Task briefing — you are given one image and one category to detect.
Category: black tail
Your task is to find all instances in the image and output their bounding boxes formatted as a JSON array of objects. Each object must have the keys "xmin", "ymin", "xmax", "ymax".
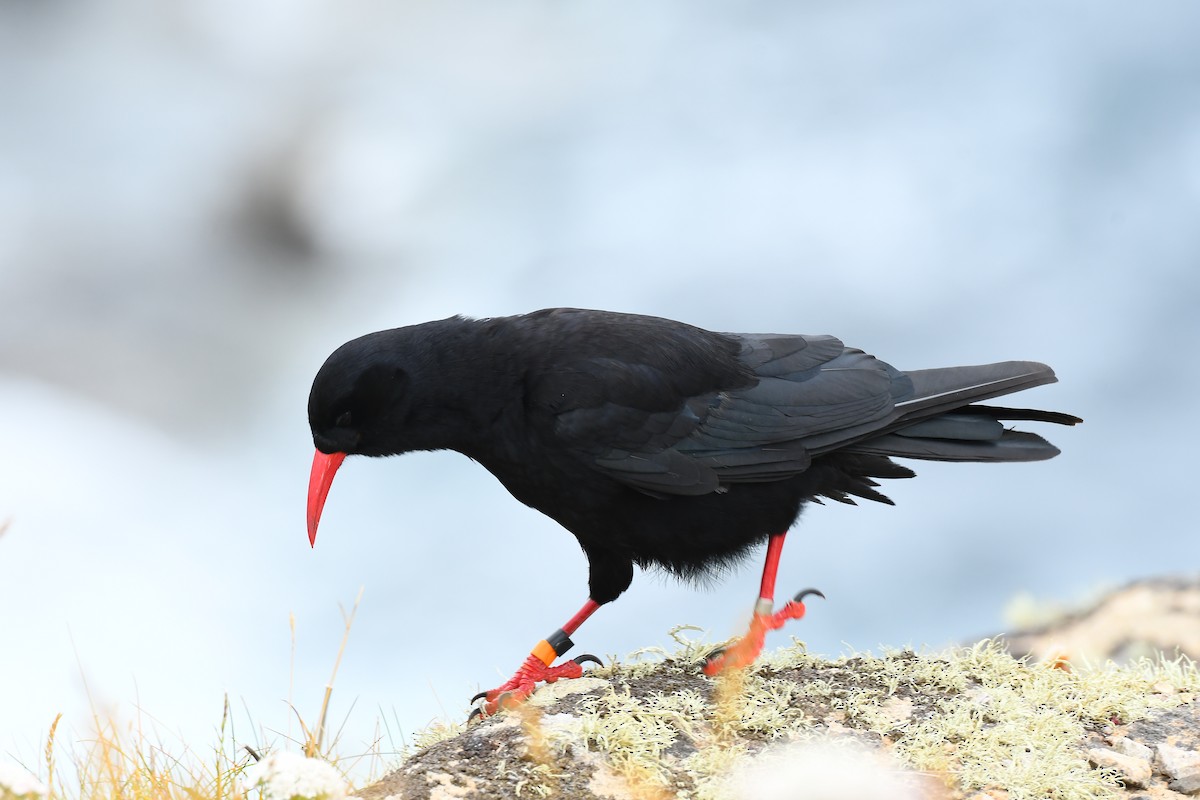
[{"xmin": 847, "ymin": 362, "xmax": 1081, "ymax": 463}]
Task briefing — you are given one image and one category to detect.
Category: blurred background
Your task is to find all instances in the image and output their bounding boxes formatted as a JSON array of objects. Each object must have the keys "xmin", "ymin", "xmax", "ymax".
[{"xmin": 2, "ymin": 0, "xmax": 1198, "ymax": 776}]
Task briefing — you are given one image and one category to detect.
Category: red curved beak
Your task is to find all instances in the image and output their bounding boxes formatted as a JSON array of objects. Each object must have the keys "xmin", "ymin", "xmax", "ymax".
[{"xmin": 307, "ymin": 450, "xmax": 346, "ymax": 547}]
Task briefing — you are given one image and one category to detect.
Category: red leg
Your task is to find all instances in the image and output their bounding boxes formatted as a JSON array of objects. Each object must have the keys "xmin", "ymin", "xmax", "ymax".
[
  {"xmin": 703, "ymin": 532, "xmax": 821, "ymax": 675},
  {"xmin": 470, "ymin": 598, "xmax": 603, "ymax": 719}
]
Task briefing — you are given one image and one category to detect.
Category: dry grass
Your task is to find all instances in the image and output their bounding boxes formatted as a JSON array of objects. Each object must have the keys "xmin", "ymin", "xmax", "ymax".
[
  {"xmin": 6, "ymin": 589, "xmax": 397, "ymax": 800},
  {"xmin": 290, "ymin": 587, "xmax": 365, "ymax": 762},
  {"xmin": 61, "ymin": 697, "xmax": 255, "ymax": 800}
]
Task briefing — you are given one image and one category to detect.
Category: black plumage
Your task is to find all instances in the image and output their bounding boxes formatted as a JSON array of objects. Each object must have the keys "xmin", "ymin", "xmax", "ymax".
[{"xmin": 307, "ymin": 308, "xmax": 1079, "ymax": 606}]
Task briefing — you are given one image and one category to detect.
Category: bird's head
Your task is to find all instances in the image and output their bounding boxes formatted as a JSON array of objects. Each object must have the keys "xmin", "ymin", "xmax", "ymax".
[{"xmin": 306, "ymin": 332, "xmax": 416, "ymax": 547}]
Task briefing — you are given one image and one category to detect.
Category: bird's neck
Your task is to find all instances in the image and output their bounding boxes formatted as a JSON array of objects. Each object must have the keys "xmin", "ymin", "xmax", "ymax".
[{"xmin": 402, "ymin": 318, "xmax": 523, "ymax": 458}]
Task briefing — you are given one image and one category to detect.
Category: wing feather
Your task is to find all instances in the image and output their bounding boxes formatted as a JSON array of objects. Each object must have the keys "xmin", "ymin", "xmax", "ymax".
[
  {"xmin": 539, "ymin": 331, "xmax": 884, "ymax": 494},
  {"xmin": 521, "ymin": 311, "xmax": 1068, "ymax": 496}
]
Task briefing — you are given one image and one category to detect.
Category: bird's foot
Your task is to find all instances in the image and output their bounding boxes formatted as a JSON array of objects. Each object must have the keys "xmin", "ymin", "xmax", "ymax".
[
  {"xmin": 703, "ymin": 588, "xmax": 823, "ymax": 675},
  {"xmin": 469, "ymin": 652, "xmax": 601, "ymax": 721}
]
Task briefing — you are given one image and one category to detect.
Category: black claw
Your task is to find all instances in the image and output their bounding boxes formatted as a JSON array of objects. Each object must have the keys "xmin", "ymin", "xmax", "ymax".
[
  {"xmin": 794, "ymin": 587, "xmax": 825, "ymax": 603},
  {"xmin": 467, "ymin": 706, "xmax": 484, "ymax": 724},
  {"xmin": 470, "ymin": 690, "xmax": 489, "ymax": 704},
  {"xmin": 573, "ymin": 654, "xmax": 603, "ymax": 667}
]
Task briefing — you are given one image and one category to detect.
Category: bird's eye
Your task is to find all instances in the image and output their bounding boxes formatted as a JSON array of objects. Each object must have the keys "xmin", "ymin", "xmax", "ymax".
[{"xmin": 335, "ymin": 411, "xmax": 353, "ymax": 428}]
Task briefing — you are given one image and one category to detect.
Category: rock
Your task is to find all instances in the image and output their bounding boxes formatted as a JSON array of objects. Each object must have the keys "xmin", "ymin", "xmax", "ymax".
[
  {"xmin": 356, "ymin": 640, "xmax": 1200, "ymax": 800},
  {"xmin": 1087, "ymin": 747, "xmax": 1152, "ymax": 788},
  {"xmin": 1156, "ymin": 744, "xmax": 1200, "ymax": 794},
  {"xmin": 1127, "ymin": 704, "xmax": 1200, "ymax": 758},
  {"xmin": 1113, "ymin": 736, "xmax": 1156, "ymax": 762},
  {"xmin": 997, "ymin": 576, "xmax": 1200, "ymax": 666}
]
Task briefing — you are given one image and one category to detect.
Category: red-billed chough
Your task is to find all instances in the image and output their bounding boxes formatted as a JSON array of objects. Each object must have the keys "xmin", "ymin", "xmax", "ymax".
[{"xmin": 306, "ymin": 308, "xmax": 1080, "ymax": 717}]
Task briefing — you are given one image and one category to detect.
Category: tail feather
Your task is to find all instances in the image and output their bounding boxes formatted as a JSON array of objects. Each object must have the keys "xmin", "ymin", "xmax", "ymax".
[
  {"xmin": 958, "ymin": 404, "xmax": 1083, "ymax": 426},
  {"xmin": 848, "ymin": 429, "xmax": 1062, "ymax": 463},
  {"xmin": 894, "ymin": 361, "xmax": 1059, "ymax": 424},
  {"xmin": 811, "ymin": 453, "xmax": 917, "ymax": 505},
  {"xmin": 840, "ymin": 362, "xmax": 1079, "ymax": 464}
]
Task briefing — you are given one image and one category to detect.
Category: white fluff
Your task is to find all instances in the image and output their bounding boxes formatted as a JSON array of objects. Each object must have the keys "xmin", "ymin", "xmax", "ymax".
[
  {"xmin": 242, "ymin": 752, "xmax": 351, "ymax": 800},
  {"xmin": 729, "ymin": 740, "xmax": 930, "ymax": 800}
]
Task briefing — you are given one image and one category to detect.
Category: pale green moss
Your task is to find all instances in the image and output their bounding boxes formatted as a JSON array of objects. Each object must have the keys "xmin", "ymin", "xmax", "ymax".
[
  {"xmin": 599, "ymin": 637, "xmax": 1196, "ymax": 799},
  {"xmin": 882, "ymin": 641, "xmax": 1196, "ymax": 799},
  {"xmin": 408, "ymin": 720, "xmax": 463, "ymax": 751},
  {"xmin": 575, "ymin": 685, "xmax": 695, "ymax": 790},
  {"xmin": 406, "ymin": 634, "xmax": 1199, "ymax": 800},
  {"xmin": 599, "ymin": 625, "xmax": 728, "ymax": 681}
]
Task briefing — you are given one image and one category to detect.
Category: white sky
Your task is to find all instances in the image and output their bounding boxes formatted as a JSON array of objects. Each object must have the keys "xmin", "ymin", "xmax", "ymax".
[{"xmin": 1, "ymin": 0, "xmax": 1198, "ymax": 783}]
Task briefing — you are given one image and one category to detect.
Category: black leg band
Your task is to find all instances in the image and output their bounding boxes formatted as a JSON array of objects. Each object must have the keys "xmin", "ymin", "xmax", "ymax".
[{"xmin": 546, "ymin": 628, "xmax": 574, "ymax": 657}]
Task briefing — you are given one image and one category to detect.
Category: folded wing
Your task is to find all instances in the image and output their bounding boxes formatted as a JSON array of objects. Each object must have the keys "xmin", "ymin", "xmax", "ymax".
[{"xmin": 540, "ymin": 328, "xmax": 1077, "ymax": 497}]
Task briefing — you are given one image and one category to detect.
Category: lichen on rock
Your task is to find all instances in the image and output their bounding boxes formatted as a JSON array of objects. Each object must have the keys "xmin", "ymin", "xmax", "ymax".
[{"xmin": 358, "ymin": 634, "xmax": 1200, "ymax": 800}]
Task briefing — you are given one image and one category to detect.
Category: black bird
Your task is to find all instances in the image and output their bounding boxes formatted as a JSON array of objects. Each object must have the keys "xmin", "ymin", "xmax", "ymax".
[{"xmin": 306, "ymin": 308, "xmax": 1080, "ymax": 716}]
